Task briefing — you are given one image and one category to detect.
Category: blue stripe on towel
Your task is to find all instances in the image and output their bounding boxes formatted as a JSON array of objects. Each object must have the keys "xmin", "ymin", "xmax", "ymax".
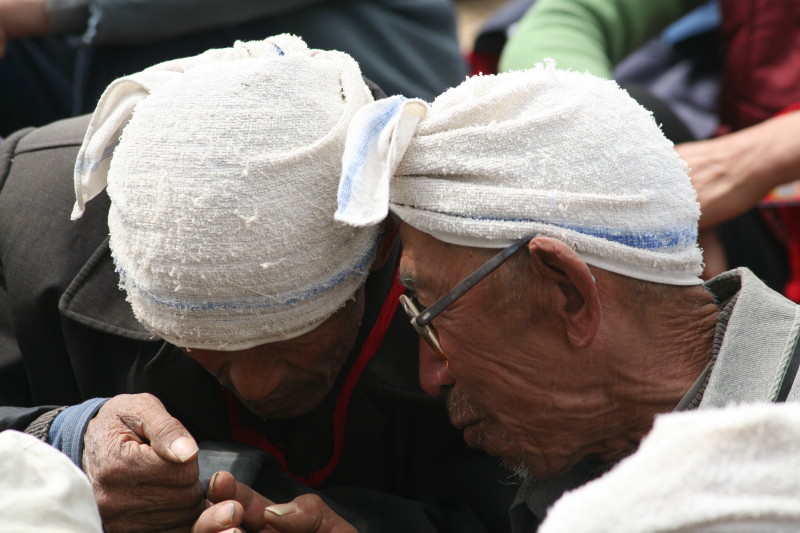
[
  {"xmin": 118, "ymin": 234, "xmax": 379, "ymax": 312},
  {"xmin": 411, "ymin": 208, "xmax": 697, "ymax": 250},
  {"xmin": 338, "ymin": 96, "xmax": 407, "ymax": 208},
  {"xmin": 74, "ymin": 141, "xmax": 119, "ymax": 175}
]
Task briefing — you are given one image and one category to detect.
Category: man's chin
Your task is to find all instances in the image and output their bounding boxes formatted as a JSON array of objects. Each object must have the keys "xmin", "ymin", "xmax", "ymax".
[
  {"xmin": 471, "ymin": 435, "xmax": 535, "ymax": 481},
  {"xmin": 499, "ymin": 459, "xmax": 531, "ymax": 483}
]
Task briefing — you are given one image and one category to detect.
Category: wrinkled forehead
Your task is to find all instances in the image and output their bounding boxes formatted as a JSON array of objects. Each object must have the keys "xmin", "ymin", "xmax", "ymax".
[{"xmin": 398, "ymin": 222, "xmax": 490, "ymax": 294}]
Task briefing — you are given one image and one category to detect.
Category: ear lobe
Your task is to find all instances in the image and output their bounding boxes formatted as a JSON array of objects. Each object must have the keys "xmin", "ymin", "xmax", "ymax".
[{"xmin": 528, "ymin": 238, "xmax": 600, "ymax": 348}]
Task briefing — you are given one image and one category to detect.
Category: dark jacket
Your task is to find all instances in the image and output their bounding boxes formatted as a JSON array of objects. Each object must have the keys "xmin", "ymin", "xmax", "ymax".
[
  {"xmin": 0, "ymin": 116, "xmax": 515, "ymax": 532},
  {"xmin": 1, "ymin": 0, "xmax": 467, "ymax": 136}
]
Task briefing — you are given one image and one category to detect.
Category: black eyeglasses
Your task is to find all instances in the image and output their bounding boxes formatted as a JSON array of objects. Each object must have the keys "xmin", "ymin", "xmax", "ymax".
[{"xmin": 399, "ymin": 237, "xmax": 532, "ymax": 363}]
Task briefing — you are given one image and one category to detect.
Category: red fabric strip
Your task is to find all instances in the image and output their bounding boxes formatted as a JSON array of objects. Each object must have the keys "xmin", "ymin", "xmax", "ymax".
[{"xmin": 223, "ymin": 269, "xmax": 406, "ymax": 487}]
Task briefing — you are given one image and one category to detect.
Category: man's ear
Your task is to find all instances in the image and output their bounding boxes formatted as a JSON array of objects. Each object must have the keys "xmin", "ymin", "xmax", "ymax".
[
  {"xmin": 527, "ymin": 237, "xmax": 600, "ymax": 348},
  {"xmin": 371, "ymin": 216, "xmax": 400, "ymax": 271}
]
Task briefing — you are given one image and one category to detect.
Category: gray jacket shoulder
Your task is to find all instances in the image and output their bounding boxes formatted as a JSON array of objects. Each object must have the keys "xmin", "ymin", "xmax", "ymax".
[
  {"xmin": 3, "ymin": 115, "xmax": 90, "ymax": 155},
  {"xmin": 703, "ymin": 268, "xmax": 800, "ymax": 406},
  {"xmin": 1, "ymin": 115, "xmax": 90, "ymax": 188}
]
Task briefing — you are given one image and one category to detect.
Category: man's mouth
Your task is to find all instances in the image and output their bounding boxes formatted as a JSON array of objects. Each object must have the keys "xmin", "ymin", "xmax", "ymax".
[
  {"xmin": 452, "ymin": 416, "xmax": 481, "ymax": 430},
  {"xmin": 464, "ymin": 422, "xmax": 487, "ymax": 447},
  {"xmin": 451, "ymin": 416, "xmax": 485, "ymax": 444}
]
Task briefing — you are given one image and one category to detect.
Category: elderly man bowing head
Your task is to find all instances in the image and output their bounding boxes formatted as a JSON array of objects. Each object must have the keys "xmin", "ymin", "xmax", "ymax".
[
  {"xmin": 0, "ymin": 34, "xmax": 515, "ymax": 532},
  {"xmin": 337, "ymin": 62, "xmax": 800, "ymax": 530}
]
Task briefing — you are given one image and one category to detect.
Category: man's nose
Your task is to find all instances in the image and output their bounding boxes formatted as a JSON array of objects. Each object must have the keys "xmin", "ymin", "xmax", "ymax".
[
  {"xmin": 418, "ymin": 341, "xmax": 454, "ymax": 395},
  {"xmin": 187, "ymin": 348, "xmax": 282, "ymax": 402},
  {"xmin": 227, "ymin": 362, "xmax": 282, "ymax": 402}
]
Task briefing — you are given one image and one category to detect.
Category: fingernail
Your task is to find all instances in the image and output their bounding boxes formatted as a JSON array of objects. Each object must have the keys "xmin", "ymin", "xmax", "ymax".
[
  {"xmin": 169, "ymin": 436, "xmax": 198, "ymax": 462},
  {"xmin": 265, "ymin": 503, "xmax": 300, "ymax": 517},
  {"xmin": 208, "ymin": 472, "xmax": 219, "ymax": 498},
  {"xmin": 215, "ymin": 502, "xmax": 235, "ymax": 528}
]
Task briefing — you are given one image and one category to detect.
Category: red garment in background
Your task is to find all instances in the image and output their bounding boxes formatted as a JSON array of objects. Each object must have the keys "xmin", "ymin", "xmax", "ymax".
[
  {"xmin": 717, "ymin": 0, "xmax": 800, "ymax": 301},
  {"xmin": 717, "ymin": 0, "xmax": 800, "ymax": 132}
]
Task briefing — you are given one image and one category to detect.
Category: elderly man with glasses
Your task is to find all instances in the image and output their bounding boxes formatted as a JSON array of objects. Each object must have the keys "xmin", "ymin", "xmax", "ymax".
[{"xmin": 324, "ymin": 63, "xmax": 800, "ymax": 532}]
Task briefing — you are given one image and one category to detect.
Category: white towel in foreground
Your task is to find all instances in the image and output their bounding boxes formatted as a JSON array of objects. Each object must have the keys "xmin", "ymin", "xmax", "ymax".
[
  {"xmin": 539, "ymin": 403, "xmax": 800, "ymax": 533},
  {"xmin": 0, "ymin": 431, "xmax": 102, "ymax": 533}
]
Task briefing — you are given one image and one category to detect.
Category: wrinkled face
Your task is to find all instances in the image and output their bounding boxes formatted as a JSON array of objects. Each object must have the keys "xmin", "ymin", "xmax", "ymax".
[
  {"xmin": 184, "ymin": 289, "xmax": 365, "ymax": 419},
  {"xmin": 398, "ymin": 224, "xmax": 602, "ymax": 479}
]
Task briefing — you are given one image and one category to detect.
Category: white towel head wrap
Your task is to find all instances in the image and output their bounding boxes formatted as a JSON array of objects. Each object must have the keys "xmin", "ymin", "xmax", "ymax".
[
  {"xmin": 337, "ymin": 61, "xmax": 703, "ymax": 285},
  {"xmin": 73, "ymin": 34, "xmax": 380, "ymax": 350}
]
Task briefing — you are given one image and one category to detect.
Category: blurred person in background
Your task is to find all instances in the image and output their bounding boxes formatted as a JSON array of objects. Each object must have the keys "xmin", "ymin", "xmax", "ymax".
[{"xmin": 0, "ymin": 0, "xmax": 466, "ymax": 136}]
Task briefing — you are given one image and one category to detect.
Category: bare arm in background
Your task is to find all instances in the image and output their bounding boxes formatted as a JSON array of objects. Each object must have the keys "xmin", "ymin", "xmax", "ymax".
[
  {"xmin": 0, "ymin": 0, "xmax": 50, "ymax": 55},
  {"xmin": 678, "ymin": 111, "xmax": 800, "ymax": 229}
]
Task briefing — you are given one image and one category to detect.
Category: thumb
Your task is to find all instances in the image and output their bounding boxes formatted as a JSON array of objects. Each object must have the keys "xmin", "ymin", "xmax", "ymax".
[
  {"xmin": 263, "ymin": 494, "xmax": 357, "ymax": 533},
  {"xmin": 126, "ymin": 395, "xmax": 199, "ymax": 463}
]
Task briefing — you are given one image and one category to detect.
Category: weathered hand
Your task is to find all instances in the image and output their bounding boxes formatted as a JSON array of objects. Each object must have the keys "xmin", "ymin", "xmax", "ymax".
[
  {"xmin": 0, "ymin": 0, "xmax": 51, "ymax": 56},
  {"xmin": 677, "ymin": 111, "xmax": 800, "ymax": 229},
  {"xmin": 193, "ymin": 471, "xmax": 273, "ymax": 533},
  {"xmin": 82, "ymin": 393, "xmax": 204, "ymax": 532},
  {"xmin": 193, "ymin": 471, "xmax": 357, "ymax": 533}
]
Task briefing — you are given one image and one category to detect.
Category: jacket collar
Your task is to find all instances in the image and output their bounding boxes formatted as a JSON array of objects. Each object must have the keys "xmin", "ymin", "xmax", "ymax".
[
  {"xmin": 703, "ymin": 267, "xmax": 800, "ymax": 406},
  {"xmin": 58, "ymin": 236, "xmax": 155, "ymax": 341}
]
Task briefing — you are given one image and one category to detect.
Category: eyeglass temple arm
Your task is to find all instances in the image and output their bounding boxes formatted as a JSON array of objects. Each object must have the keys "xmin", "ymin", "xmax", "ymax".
[{"xmin": 414, "ymin": 237, "xmax": 531, "ymax": 327}]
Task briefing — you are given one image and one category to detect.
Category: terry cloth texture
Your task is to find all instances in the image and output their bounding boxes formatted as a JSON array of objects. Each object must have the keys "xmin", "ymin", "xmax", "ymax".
[
  {"xmin": 538, "ymin": 403, "xmax": 800, "ymax": 533},
  {"xmin": 337, "ymin": 60, "xmax": 703, "ymax": 286},
  {"xmin": 0, "ymin": 430, "xmax": 103, "ymax": 533},
  {"xmin": 73, "ymin": 34, "xmax": 379, "ymax": 349}
]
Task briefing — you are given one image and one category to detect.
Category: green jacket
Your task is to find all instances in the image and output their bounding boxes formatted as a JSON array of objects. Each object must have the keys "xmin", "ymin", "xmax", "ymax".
[{"xmin": 500, "ymin": 0, "xmax": 704, "ymax": 78}]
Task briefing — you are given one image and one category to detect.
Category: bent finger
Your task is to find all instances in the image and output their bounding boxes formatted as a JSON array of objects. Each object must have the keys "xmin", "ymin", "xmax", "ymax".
[
  {"xmin": 207, "ymin": 471, "xmax": 273, "ymax": 529},
  {"xmin": 123, "ymin": 403, "xmax": 199, "ymax": 464},
  {"xmin": 101, "ymin": 441, "xmax": 200, "ymax": 487}
]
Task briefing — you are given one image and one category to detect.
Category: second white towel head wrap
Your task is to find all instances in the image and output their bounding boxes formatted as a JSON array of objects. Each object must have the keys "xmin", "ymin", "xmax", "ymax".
[{"xmin": 73, "ymin": 34, "xmax": 379, "ymax": 350}]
